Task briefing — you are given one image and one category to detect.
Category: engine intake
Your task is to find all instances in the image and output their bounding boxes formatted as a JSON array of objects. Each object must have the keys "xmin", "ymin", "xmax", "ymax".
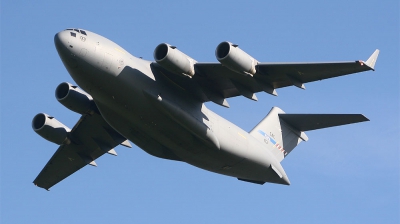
[
  {"xmin": 56, "ymin": 82, "xmax": 95, "ymax": 114},
  {"xmin": 32, "ymin": 113, "xmax": 71, "ymax": 145},
  {"xmin": 154, "ymin": 43, "xmax": 196, "ymax": 77},
  {"xmin": 216, "ymin": 41, "xmax": 258, "ymax": 76}
]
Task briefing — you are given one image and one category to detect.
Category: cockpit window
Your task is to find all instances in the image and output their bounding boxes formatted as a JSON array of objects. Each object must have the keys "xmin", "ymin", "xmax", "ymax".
[{"xmin": 65, "ymin": 28, "xmax": 88, "ymax": 36}]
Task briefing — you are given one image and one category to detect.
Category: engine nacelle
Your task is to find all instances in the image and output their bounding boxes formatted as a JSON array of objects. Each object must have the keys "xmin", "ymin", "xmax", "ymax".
[
  {"xmin": 55, "ymin": 82, "xmax": 95, "ymax": 115},
  {"xmin": 154, "ymin": 43, "xmax": 196, "ymax": 77},
  {"xmin": 32, "ymin": 113, "xmax": 71, "ymax": 145},
  {"xmin": 215, "ymin": 41, "xmax": 258, "ymax": 76}
]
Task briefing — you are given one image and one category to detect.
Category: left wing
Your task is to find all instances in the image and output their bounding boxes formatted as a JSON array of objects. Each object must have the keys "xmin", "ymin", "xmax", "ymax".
[
  {"xmin": 33, "ymin": 113, "xmax": 131, "ymax": 190},
  {"xmin": 152, "ymin": 49, "xmax": 379, "ymax": 107}
]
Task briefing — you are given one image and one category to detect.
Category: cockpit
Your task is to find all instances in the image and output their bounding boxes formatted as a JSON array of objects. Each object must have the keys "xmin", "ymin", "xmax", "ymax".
[{"xmin": 65, "ymin": 28, "xmax": 87, "ymax": 37}]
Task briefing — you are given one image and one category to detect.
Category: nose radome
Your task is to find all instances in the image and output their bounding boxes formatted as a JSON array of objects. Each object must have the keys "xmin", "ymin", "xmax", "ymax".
[
  {"xmin": 54, "ymin": 31, "xmax": 70, "ymax": 52},
  {"xmin": 54, "ymin": 31, "xmax": 78, "ymax": 68},
  {"xmin": 54, "ymin": 32, "xmax": 62, "ymax": 49}
]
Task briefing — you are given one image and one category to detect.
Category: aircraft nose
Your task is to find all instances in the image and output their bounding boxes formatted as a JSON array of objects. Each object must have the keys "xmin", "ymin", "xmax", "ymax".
[
  {"xmin": 54, "ymin": 31, "xmax": 69, "ymax": 52},
  {"xmin": 54, "ymin": 30, "xmax": 78, "ymax": 68}
]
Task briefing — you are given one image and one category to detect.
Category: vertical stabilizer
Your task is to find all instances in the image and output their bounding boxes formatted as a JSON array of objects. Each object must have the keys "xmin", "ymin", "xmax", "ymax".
[{"xmin": 250, "ymin": 107, "xmax": 308, "ymax": 162}]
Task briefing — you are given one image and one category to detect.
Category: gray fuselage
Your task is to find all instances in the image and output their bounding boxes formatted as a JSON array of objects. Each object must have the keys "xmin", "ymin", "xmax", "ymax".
[{"xmin": 54, "ymin": 29, "xmax": 289, "ymax": 185}]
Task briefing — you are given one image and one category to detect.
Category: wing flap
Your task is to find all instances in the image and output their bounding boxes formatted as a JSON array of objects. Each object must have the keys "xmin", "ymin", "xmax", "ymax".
[{"xmin": 33, "ymin": 112, "xmax": 129, "ymax": 190}]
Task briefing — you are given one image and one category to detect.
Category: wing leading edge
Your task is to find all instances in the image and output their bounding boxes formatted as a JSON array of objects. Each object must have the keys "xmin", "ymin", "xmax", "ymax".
[{"xmin": 33, "ymin": 113, "xmax": 131, "ymax": 190}]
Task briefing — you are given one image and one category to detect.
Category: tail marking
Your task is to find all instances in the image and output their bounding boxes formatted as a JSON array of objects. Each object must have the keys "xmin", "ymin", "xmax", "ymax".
[{"xmin": 257, "ymin": 130, "xmax": 288, "ymax": 156}]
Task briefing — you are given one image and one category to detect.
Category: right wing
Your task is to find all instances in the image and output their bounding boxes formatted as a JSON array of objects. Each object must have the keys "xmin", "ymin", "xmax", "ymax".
[{"xmin": 33, "ymin": 112, "xmax": 131, "ymax": 190}]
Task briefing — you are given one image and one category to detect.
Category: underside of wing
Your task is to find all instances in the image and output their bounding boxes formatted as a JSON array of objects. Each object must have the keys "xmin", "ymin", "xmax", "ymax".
[
  {"xmin": 152, "ymin": 49, "xmax": 379, "ymax": 107},
  {"xmin": 33, "ymin": 113, "xmax": 131, "ymax": 190},
  {"xmin": 256, "ymin": 60, "xmax": 373, "ymax": 89}
]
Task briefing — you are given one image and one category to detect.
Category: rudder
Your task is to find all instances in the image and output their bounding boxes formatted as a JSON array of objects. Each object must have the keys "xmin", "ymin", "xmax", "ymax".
[{"xmin": 250, "ymin": 107, "xmax": 308, "ymax": 162}]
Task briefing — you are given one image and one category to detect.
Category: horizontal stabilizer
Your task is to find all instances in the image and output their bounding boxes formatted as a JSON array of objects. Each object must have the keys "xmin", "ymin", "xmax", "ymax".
[
  {"xmin": 250, "ymin": 107, "xmax": 369, "ymax": 162},
  {"xmin": 278, "ymin": 114, "xmax": 369, "ymax": 131}
]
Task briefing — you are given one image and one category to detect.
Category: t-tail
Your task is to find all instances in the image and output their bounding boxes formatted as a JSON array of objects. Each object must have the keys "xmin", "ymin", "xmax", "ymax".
[{"xmin": 250, "ymin": 107, "xmax": 369, "ymax": 162}]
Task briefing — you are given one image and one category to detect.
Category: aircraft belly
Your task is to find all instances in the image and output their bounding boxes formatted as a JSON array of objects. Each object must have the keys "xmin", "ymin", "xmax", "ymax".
[
  {"xmin": 91, "ymin": 91, "xmax": 241, "ymax": 174},
  {"xmin": 71, "ymin": 53, "xmax": 278, "ymax": 182},
  {"xmin": 92, "ymin": 88, "xmax": 270, "ymax": 181},
  {"xmin": 97, "ymin": 103, "xmax": 270, "ymax": 182},
  {"xmin": 94, "ymin": 84, "xmax": 284, "ymax": 183}
]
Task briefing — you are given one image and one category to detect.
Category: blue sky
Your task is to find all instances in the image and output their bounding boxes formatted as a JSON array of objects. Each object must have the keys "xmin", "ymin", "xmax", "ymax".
[{"xmin": 1, "ymin": 1, "xmax": 398, "ymax": 223}]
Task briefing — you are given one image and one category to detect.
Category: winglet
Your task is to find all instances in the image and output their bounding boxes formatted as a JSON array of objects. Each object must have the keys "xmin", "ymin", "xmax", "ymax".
[{"xmin": 365, "ymin": 49, "xmax": 379, "ymax": 71}]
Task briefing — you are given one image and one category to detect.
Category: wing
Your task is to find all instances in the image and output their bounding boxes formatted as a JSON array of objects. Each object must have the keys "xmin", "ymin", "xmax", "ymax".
[
  {"xmin": 33, "ymin": 112, "xmax": 131, "ymax": 190},
  {"xmin": 153, "ymin": 50, "xmax": 379, "ymax": 107}
]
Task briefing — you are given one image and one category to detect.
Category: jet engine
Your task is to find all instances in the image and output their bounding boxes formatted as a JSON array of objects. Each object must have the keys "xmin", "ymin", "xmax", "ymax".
[
  {"xmin": 215, "ymin": 41, "xmax": 258, "ymax": 76},
  {"xmin": 55, "ymin": 82, "xmax": 95, "ymax": 115},
  {"xmin": 32, "ymin": 113, "xmax": 71, "ymax": 145},
  {"xmin": 154, "ymin": 43, "xmax": 196, "ymax": 78}
]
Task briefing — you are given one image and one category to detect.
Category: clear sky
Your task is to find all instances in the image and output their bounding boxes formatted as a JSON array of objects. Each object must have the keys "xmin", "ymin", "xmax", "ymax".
[{"xmin": 1, "ymin": 1, "xmax": 399, "ymax": 223}]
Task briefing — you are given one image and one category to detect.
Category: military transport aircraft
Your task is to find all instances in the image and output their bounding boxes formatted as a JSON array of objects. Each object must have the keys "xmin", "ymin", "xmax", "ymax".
[{"xmin": 32, "ymin": 28, "xmax": 379, "ymax": 190}]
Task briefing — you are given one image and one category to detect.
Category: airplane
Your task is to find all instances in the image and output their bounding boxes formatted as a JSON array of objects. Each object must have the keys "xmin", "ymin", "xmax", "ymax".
[{"xmin": 32, "ymin": 28, "xmax": 379, "ymax": 190}]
